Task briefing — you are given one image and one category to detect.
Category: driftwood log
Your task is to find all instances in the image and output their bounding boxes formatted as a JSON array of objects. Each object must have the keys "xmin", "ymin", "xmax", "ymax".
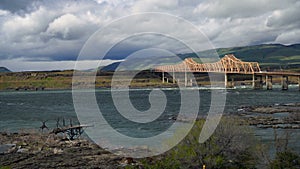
[
  {"xmin": 50, "ymin": 124, "xmax": 93, "ymax": 140},
  {"xmin": 40, "ymin": 118, "xmax": 93, "ymax": 140}
]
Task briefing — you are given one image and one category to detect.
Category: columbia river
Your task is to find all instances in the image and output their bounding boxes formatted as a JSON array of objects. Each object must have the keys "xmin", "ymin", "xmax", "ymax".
[{"xmin": 1, "ymin": 85, "xmax": 299, "ymax": 154}]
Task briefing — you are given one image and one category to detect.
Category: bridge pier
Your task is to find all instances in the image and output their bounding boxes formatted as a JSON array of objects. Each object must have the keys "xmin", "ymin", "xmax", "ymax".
[
  {"xmin": 184, "ymin": 65, "xmax": 187, "ymax": 87},
  {"xmin": 171, "ymin": 72, "xmax": 189, "ymax": 87},
  {"xmin": 281, "ymin": 76, "xmax": 288, "ymax": 90},
  {"xmin": 266, "ymin": 75, "xmax": 273, "ymax": 90},
  {"xmin": 298, "ymin": 76, "xmax": 300, "ymax": 91},
  {"xmin": 259, "ymin": 76, "xmax": 264, "ymax": 89},
  {"xmin": 252, "ymin": 74, "xmax": 255, "ymax": 89},
  {"xmin": 184, "ymin": 76, "xmax": 187, "ymax": 87},
  {"xmin": 230, "ymin": 77, "xmax": 235, "ymax": 88},
  {"xmin": 162, "ymin": 72, "xmax": 165, "ymax": 83},
  {"xmin": 253, "ymin": 75, "xmax": 263, "ymax": 89},
  {"xmin": 224, "ymin": 74, "xmax": 235, "ymax": 88},
  {"xmin": 172, "ymin": 70, "xmax": 175, "ymax": 84},
  {"xmin": 225, "ymin": 73, "xmax": 227, "ymax": 88}
]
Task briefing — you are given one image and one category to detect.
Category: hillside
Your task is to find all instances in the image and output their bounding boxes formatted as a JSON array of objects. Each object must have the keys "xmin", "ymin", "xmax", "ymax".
[
  {"xmin": 215, "ymin": 44, "xmax": 300, "ymax": 67},
  {"xmin": 100, "ymin": 44, "xmax": 300, "ymax": 72},
  {"xmin": 100, "ymin": 62, "xmax": 121, "ymax": 71},
  {"xmin": 187, "ymin": 44, "xmax": 300, "ymax": 71},
  {"xmin": 0, "ymin": 67, "xmax": 11, "ymax": 73}
]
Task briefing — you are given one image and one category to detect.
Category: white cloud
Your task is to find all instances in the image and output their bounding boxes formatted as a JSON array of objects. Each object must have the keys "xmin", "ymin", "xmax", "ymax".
[
  {"xmin": 200, "ymin": 15, "xmax": 279, "ymax": 48},
  {"xmin": 0, "ymin": 0, "xmax": 299, "ymax": 71},
  {"xmin": 45, "ymin": 13, "xmax": 97, "ymax": 40},
  {"xmin": 1, "ymin": 6, "xmax": 58, "ymax": 42},
  {"xmin": 194, "ymin": 0, "xmax": 297, "ymax": 19},
  {"xmin": 0, "ymin": 1, "xmax": 115, "ymax": 61},
  {"xmin": 1, "ymin": 58, "xmax": 120, "ymax": 72},
  {"xmin": 132, "ymin": 0, "xmax": 178, "ymax": 13},
  {"xmin": 0, "ymin": 9, "xmax": 9, "ymax": 16},
  {"xmin": 266, "ymin": 1, "xmax": 300, "ymax": 29},
  {"xmin": 275, "ymin": 29, "xmax": 300, "ymax": 45}
]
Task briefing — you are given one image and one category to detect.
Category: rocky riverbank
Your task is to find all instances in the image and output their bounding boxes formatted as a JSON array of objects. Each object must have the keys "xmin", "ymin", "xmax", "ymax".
[
  {"xmin": 1, "ymin": 102, "xmax": 300, "ymax": 168},
  {"xmin": 238, "ymin": 103, "xmax": 300, "ymax": 129},
  {"xmin": 0, "ymin": 132, "xmax": 142, "ymax": 169}
]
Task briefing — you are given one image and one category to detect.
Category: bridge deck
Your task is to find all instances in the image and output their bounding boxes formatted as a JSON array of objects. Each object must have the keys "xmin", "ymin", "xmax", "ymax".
[{"xmin": 254, "ymin": 72, "xmax": 300, "ymax": 76}]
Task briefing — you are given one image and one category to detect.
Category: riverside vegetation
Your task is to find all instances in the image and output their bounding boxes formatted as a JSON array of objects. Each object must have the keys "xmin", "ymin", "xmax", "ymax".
[
  {"xmin": 1, "ymin": 70, "xmax": 300, "ymax": 91},
  {"xmin": 1, "ymin": 116, "xmax": 299, "ymax": 169},
  {"xmin": 0, "ymin": 71, "xmax": 176, "ymax": 91},
  {"xmin": 126, "ymin": 117, "xmax": 300, "ymax": 169}
]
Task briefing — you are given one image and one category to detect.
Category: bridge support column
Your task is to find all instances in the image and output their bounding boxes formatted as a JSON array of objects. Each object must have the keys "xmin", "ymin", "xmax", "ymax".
[
  {"xmin": 166, "ymin": 78, "xmax": 169, "ymax": 83},
  {"xmin": 172, "ymin": 70, "xmax": 175, "ymax": 84},
  {"xmin": 298, "ymin": 76, "xmax": 300, "ymax": 91},
  {"xmin": 189, "ymin": 79, "xmax": 193, "ymax": 86},
  {"xmin": 266, "ymin": 75, "xmax": 273, "ymax": 90},
  {"xmin": 281, "ymin": 76, "xmax": 288, "ymax": 90},
  {"xmin": 230, "ymin": 77, "xmax": 235, "ymax": 88},
  {"xmin": 184, "ymin": 67, "xmax": 187, "ymax": 87},
  {"xmin": 254, "ymin": 75, "xmax": 263, "ymax": 89},
  {"xmin": 162, "ymin": 72, "xmax": 165, "ymax": 83},
  {"xmin": 225, "ymin": 73, "xmax": 228, "ymax": 88},
  {"xmin": 259, "ymin": 75, "xmax": 263, "ymax": 89},
  {"xmin": 252, "ymin": 74, "xmax": 255, "ymax": 89}
]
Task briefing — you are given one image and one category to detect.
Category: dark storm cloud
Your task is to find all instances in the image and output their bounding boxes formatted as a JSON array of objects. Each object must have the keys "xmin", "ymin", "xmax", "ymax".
[
  {"xmin": 0, "ymin": 0, "xmax": 299, "ymax": 71},
  {"xmin": 0, "ymin": 0, "xmax": 38, "ymax": 13}
]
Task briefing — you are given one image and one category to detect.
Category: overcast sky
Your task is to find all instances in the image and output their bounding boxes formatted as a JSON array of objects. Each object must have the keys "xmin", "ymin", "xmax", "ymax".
[{"xmin": 0, "ymin": 0, "xmax": 299, "ymax": 71}]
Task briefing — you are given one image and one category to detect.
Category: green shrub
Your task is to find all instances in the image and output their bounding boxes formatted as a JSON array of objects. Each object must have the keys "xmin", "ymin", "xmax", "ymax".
[
  {"xmin": 269, "ymin": 151, "xmax": 300, "ymax": 169},
  {"xmin": 138, "ymin": 116, "xmax": 260, "ymax": 169},
  {"xmin": 0, "ymin": 166, "xmax": 12, "ymax": 169}
]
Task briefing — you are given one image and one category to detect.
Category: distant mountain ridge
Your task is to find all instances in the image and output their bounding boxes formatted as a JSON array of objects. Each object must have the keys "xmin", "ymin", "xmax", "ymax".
[
  {"xmin": 215, "ymin": 43, "xmax": 300, "ymax": 63},
  {"xmin": 100, "ymin": 43, "xmax": 300, "ymax": 71},
  {"xmin": 182, "ymin": 43, "xmax": 300, "ymax": 65},
  {"xmin": 207, "ymin": 43, "xmax": 300, "ymax": 70},
  {"xmin": 0, "ymin": 67, "xmax": 11, "ymax": 72},
  {"xmin": 100, "ymin": 62, "xmax": 121, "ymax": 71}
]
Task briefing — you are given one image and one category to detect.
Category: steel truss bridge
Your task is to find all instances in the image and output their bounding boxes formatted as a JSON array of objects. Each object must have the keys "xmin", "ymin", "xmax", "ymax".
[{"xmin": 155, "ymin": 54, "xmax": 300, "ymax": 90}]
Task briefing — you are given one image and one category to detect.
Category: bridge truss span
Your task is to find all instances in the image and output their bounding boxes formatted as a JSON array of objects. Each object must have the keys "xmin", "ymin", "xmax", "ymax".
[{"xmin": 155, "ymin": 54, "xmax": 261, "ymax": 74}]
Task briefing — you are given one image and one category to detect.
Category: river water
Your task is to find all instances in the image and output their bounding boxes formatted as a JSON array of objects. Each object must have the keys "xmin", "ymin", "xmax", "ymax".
[{"xmin": 0, "ymin": 85, "xmax": 299, "ymax": 154}]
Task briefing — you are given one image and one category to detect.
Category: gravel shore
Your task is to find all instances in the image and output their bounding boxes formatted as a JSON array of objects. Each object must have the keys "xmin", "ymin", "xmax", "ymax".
[{"xmin": 0, "ymin": 132, "xmax": 138, "ymax": 169}]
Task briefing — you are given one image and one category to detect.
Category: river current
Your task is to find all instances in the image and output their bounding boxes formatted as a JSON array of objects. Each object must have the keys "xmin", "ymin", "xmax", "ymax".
[{"xmin": 0, "ymin": 85, "xmax": 299, "ymax": 154}]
